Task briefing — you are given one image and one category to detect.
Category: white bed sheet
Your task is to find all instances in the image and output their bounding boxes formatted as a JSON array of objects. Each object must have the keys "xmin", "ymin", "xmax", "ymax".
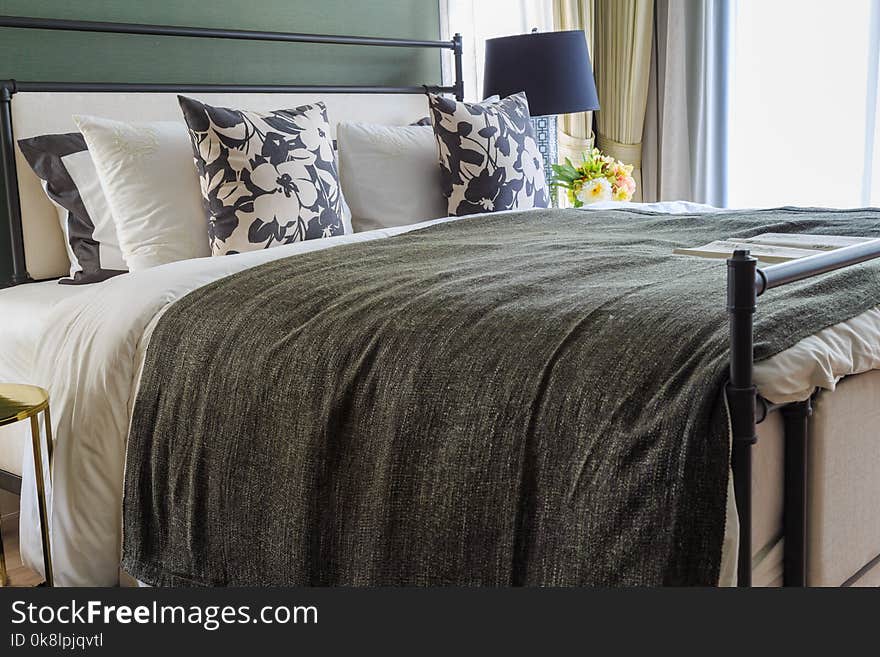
[
  {"xmin": 0, "ymin": 281, "xmax": 89, "ymax": 475},
  {"xmin": 0, "ymin": 280, "xmax": 89, "ymax": 383},
  {"xmin": 17, "ymin": 202, "xmax": 880, "ymax": 586},
  {"xmin": 21, "ymin": 216, "xmax": 466, "ymax": 585}
]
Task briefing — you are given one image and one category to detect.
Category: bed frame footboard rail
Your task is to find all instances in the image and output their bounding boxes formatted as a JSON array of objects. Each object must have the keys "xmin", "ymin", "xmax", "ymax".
[{"xmin": 726, "ymin": 240, "xmax": 880, "ymax": 587}]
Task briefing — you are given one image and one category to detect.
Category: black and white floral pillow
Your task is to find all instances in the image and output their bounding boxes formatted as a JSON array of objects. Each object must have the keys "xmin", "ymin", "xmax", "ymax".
[
  {"xmin": 178, "ymin": 96, "xmax": 344, "ymax": 256},
  {"xmin": 428, "ymin": 92, "xmax": 549, "ymax": 216}
]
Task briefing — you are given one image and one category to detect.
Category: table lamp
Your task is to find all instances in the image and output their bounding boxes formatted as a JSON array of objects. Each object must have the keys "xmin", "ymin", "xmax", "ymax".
[{"xmin": 483, "ymin": 29, "xmax": 599, "ymax": 199}]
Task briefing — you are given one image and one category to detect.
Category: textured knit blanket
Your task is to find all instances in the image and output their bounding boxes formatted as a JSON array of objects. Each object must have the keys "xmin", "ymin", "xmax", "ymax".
[{"xmin": 122, "ymin": 207, "xmax": 880, "ymax": 586}]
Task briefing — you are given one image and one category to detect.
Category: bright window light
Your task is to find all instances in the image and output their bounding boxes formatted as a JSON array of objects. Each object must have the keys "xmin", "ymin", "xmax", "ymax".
[
  {"xmin": 441, "ymin": 0, "xmax": 552, "ymax": 101},
  {"xmin": 728, "ymin": 0, "xmax": 880, "ymax": 208}
]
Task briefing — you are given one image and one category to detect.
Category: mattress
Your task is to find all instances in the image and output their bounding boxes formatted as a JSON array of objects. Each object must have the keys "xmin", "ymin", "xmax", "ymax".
[
  {"xmin": 0, "ymin": 280, "xmax": 88, "ymax": 476},
  {"xmin": 807, "ymin": 370, "xmax": 880, "ymax": 586},
  {"xmin": 746, "ymin": 369, "xmax": 880, "ymax": 587}
]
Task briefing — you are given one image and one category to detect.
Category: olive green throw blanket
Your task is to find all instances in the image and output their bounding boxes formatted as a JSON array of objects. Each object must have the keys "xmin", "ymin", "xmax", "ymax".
[{"xmin": 122, "ymin": 207, "xmax": 880, "ymax": 586}]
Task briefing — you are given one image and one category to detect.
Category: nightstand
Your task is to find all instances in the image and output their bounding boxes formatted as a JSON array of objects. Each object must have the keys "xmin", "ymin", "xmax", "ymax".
[{"xmin": 0, "ymin": 384, "xmax": 53, "ymax": 586}]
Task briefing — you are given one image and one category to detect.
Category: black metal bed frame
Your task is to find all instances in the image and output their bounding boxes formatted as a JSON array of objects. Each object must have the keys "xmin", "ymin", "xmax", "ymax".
[
  {"xmin": 727, "ymin": 242, "xmax": 880, "ymax": 586},
  {"xmin": 2, "ymin": 15, "xmax": 880, "ymax": 587}
]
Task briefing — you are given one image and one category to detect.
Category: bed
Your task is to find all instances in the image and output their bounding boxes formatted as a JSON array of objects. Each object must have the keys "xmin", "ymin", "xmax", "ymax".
[
  {"xmin": 1, "ymin": 15, "xmax": 879, "ymax": 587},
  {"xmin": 3, "ymin": 212, "xmax": 880, "ymax": 587}
]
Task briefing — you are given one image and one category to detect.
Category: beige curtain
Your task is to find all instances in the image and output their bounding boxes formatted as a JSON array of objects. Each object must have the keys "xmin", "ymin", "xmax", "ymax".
[
  {"xmin": 641, "ymin": 0, "xmax": 691, "ymax": 202},
  {"xmin": 642, "ymin": 0, "xmax": 730, "ymax": 205},
  {"xmin": 592, "ymin": 0, "xmax": 654, "ymax": 201},
  {"xmin": 555, "ymin": 0, "xmax": 727, "ymax": 204},
  {"xmin": 552, "ymin": 0, "xmax": 595, "ymax": 164}
]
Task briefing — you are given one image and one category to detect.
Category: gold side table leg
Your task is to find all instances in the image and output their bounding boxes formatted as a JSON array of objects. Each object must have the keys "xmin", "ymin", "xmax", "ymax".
[
  {"xmin": 30, "ymin": 414, "xmax": 53, "ymax": 586},
  {"xmin": 43, "ymin": 405, "xmax": 53, "ymax": 472},
  {"xmin": 0, "ymin": 512, "xmax": 7, "ymax": 586}
]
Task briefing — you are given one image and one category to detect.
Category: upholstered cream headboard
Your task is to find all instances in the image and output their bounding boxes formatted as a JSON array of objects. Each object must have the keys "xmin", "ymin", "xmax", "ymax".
[{"xmin": 10, "ymin": 91, "xmax": 431, "ymax": 280}]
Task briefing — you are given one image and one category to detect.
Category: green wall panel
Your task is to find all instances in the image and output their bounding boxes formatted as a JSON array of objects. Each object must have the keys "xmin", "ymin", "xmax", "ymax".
[{"xmin": 0, "ymin": 0, "xmax": 442, "ymax": 284}]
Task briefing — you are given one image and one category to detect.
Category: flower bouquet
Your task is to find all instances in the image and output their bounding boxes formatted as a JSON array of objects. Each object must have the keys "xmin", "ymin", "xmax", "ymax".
[{"xmin": 550, "ymin": 148, "xmax": 636, "ymax": 207}]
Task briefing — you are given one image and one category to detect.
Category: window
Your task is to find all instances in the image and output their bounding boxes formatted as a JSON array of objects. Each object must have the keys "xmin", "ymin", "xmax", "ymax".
[
  {"xmin": 728, "ymin": 0, "xmax": 880, "ymax": 208},
  {"xmin": 440, "ymin": 0, "xmax": 552, "ymax": 101}
]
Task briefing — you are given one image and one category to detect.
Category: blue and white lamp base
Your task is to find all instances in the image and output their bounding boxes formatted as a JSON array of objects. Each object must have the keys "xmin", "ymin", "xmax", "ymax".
[{"xmin": 530, "ymin": 114, "xmax": 558, "ymax": 206}]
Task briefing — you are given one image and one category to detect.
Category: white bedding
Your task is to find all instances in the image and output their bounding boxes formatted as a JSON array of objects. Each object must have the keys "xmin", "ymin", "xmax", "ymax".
[
  {"xmin": 0, "ymin": 280, "xmax": 90, "ymax": 384},
  {"xmin": 21, "ymin": 215, "xmax": 465, "ymax": 585},
  {"xmin": 14, "ymin": 202, "xmax": 880, "ymax": 586},
  {"xmin": 0, "ymin": 281, "xmax": 90, "ymax": 475}
]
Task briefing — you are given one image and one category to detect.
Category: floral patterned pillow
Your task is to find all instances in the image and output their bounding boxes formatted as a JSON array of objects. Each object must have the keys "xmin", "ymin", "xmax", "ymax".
[
  {"xmin": 178, "ymin": 96, "xmax": 344, "ymax": 256},
  {"xmin": 428, "ymin": 92, "xmax": 549, "ymax": 216}
]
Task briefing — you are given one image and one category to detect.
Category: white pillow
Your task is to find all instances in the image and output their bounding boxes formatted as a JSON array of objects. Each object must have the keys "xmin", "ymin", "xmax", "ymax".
[
  {"xmin": 336, "ymin": 122, "xmax": 448, "ymax": 232},
  {"xmin": 74, "ymin": 115, "xmax": 210, "ymax": 271},
  {"xmin": 62, "ymin": 150, "xmax": 127, "ymax": 273}
]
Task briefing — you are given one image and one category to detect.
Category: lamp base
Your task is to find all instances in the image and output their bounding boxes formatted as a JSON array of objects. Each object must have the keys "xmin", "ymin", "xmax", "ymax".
[{"xmin": 530, "ymin": 114, "xmax": 558, "ymax": 207}]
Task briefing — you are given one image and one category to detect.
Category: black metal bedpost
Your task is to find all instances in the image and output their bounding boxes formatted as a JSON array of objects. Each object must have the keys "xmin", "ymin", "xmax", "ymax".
[
  {"xmin": 781, "ymin": 398, "xmax": 811, "ymax": 586},
  {"xmin": 0, "ymin": 80, "xmax": 29, "ymax": 285},
  {"xmin": 453, "ymin": 33, "xmax": 464, "ymax": 100},
  {"xmin": 726, "ymin": 249, "xmax": 758, "ymax": 587}
]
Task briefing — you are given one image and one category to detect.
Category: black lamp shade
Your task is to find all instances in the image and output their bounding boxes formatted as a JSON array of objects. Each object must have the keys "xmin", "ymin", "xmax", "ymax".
[{"xmin": 482, "ymin": 30, "xmax": 599, "ymax": 116}]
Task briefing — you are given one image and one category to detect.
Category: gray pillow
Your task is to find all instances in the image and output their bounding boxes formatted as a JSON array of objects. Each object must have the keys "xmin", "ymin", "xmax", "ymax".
[{"xmin": 337, "ymin": 122, "xmax": 448, "ymax": 232}]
